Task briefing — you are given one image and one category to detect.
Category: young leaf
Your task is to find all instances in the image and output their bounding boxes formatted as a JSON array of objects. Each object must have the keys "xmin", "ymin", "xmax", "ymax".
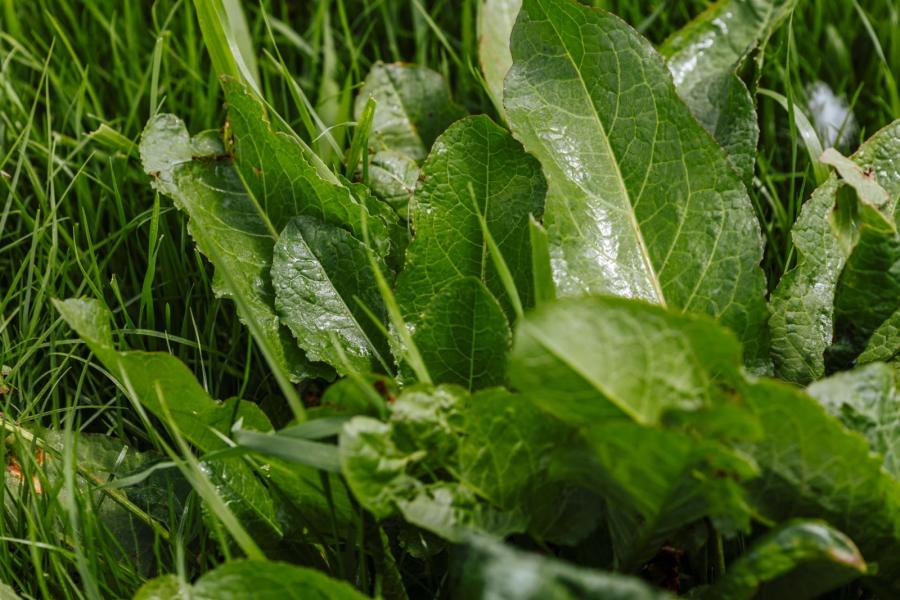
[
  {"xmin": 769, "ymin": 119, "xmax": 900, "ymax": 383},
  {"xmin": 455, "ymin": 536, "xmax": 671, "ymax": 600},
  {"xmin": 339, "ymin": 385, "xmax": 588, "ymax": 543},
  {"xmin": 504, "ymin": 0, "xmax": 770, "ymax": 371},
  {"xmin": 702, "ymin": 520, "xmax": 865, "ymax": 599},
  {"xmin": 660, "ymin": 0, "xmax": 798, "ymax": 183},
  {"xmin": 139, "ymin": 113, "xmax": 327, "ymax": 383},
  {"xmin": 271, "ymin": 216, "xmax": 390, "ymax": 375},
  {"xmin": 409, "ymin": 277, "xmax": 511, "ymax": 391},
  {"xmin": 395, "ymin": 115, "xmax": 546, "ymax": 325},
  {"xmin": 807, "ymin": 363, "xmax": 900, "ymax": 478}
]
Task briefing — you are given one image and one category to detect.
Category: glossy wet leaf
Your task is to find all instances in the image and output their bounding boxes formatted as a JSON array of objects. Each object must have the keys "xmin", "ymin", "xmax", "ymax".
[
  {"xmin": 410, "ymin": 277, "xmax": 510, "ymax": 390},
  {"xmin": 504, "ymin": 0, "xmax": 770, "ymax": 370},
  {"xmin": 396, "ymin": 115, "xmax": 546, "ymax": 325},
  {"xmin": 140, "ymin": 112, "xmax": 325, "ymax": 381},
  {"xmin": 660, "ymin": 0, "xmax": 798, "ymax": 183},
  {"xmin": 770, "ymin": 120, "xmax": 900, "ymax": 383},
  {"xmin": 807, "ymin": 363, "xmax": 900, "ymax": 478},
  {"xmin": 745, "ymin": 379, "xmax": 900, "ymax": 590},
  {"xmin": 704, "ymin": 520, "xmax": 865, "ymax": 599},
  {"xmin": 271, "ymin": 216, "xmax": 389, "ymax": 374},
  {"xmin": 455, "ymin": 536, "xmax": 671, "ymax": 600}
]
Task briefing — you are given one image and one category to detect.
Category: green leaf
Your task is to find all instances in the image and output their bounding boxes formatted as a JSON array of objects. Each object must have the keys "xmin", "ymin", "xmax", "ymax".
[
  {"xmin": 504, "ymin": 0, "xmax": 770, "ymax": 370},
  {"xmin": 140, "ymin": 560, "xmax": 368, "ymax": 599},
  {"xmin": 395, "ymin": 115, "xmax": 546, "ymax": 324},
  {"xmin": 859, "ymin": 305, "xmax": 900, "ymax": 364},
  {"xmin": 410, "ymin": 277, "xmax": 511, "ymax": 391},
  {"xmin": 271, "ymin": 216, "xmax": 389, "ymax": 374},
  {"xmin": 509, "ymin": 297, "xmax": 759, "ymax": 566},
  {"xmin": 139, "ymin": 112, "xmax": 325, "ymax": 382},
  {"xmin": 807, "ymin": 363, "xmax": 900, "ymax": 478},
  {"xmin": 455, "ymin": 536, "xmax": 671, "ymax": 600},
  {"xmin": 477, "ymin": 0, "xmax": 521, "ymax": 122},
  {"xmin": 745, "ymin": 378, "xmax": 900, "ymax": 589},
  {"xmin": 54, "ymin": 298, "xmax": 283, "ymax": 538},
  {"xmin": 355, "ymin": 62, "xmax": 465, "ymax": 162},
  {"xmin": 222, "ymin": 78, "xmax": 396, "ymax": 259},
  {"xmin": 660, "ymin": 0, "xmax": 798, "ymax": 183},
  {"xmin": 509, "ymin": 296, "xmax": 744, "ymax": 426},
  {"xmin": 704, "ymin": 520, "xmax": 865, "ymax": 600},
  {"xmin": 770, "ymin": 119, "xmax": 900, "ymax": 382}
]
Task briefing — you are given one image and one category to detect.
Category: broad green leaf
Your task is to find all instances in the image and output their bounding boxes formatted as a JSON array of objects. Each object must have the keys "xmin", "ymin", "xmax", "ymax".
[
  {"xmin": 223, "ymin": 79, "xmax": 395, "ymax": 258},
  {"xmin": 745, "ymin": 379, "xmax": 900, "ymax": 589},
  {"xmin": 140, "ymin": 560, "xmax": 367, "ymax": 599},
  {"xmin": 660, "ymin": 0, "xmax": 798, "ymax": 183},
  {"xmin": 271, "ymin": 216, "xmax": 389, "ymax": 375},
  {"xmin": 395, "ymin": 115, "xmax": 546, "ymax": 324},
  {"xmin": 859, "ymin": 306, "xmax": 900, "ymax": 364},
  {"xmin": 455, "ymin": 536, "xmax": 671, "ymax": 600},
  {"xmin": 770, "ymin": 120, "xmax": 900, "ymax": 382},
  {"xmin": 410, "ymin": 277, "xmax": 510, "ymax": 391},
  {"xmin": 509, "ymin": 297, "xmax": 759, "ymax": 566},
  {"xmin": 139, "ymin": 113, "xmax": 325, "ymax": 381},
  {"xmin": 704, "ymin": 520, "xmax": 865, "ymax": 599},
  {"xmin": 509, "ymin": 296, "xmax": 744, "ymax": 426},
  {"xmin": 807, "ymin": 363, "xmax": 900, "ymax": 478},
  {"xmin": 504, "ymin": 0, "xmax": 770, "ymax": 370},
  {"xmin": 355, "ymin": 62, "xmax": 465, "ymax": 162},
  {"xmin": 54, "ymin": 298, "xmax": 282, "ymax": 538},
  {"xmin": 477, "ymin": 0, "xmax": 521, "ymax": 122}
]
